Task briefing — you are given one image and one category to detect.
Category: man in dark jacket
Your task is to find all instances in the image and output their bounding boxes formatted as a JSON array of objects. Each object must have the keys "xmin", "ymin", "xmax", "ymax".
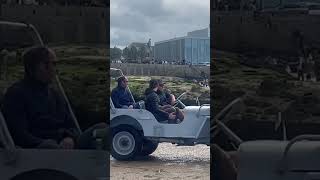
[
  {"xmin": 145, "ymin": 79, "xmax": 176, "ymax": 123},
  {"xmin": 111, "ymin": 76, "xmax": 139, "ymax": 109},
  {"xmin": 157, "ymin": 79, "xmax": 174, "ymax": 106},
  {"xmin": 156, "ymin": 79, "xmax": 184, "ymax": 122},
  {"xmin": 2, "ymin": 46, "xmax": 107, "ymax": 149}
]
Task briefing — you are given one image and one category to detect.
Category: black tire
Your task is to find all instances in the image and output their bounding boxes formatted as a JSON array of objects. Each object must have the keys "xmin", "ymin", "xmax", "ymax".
[
  {"xmin": 11, "ymin": 170, "xmax": 78, "ymax": 180},
  {"xmin": 140, "ymin": 139, "xmax": 158, "ymax": 156},
  {"xmin": 111, "ymin": 126, "xmax": 142, "ymax": 161}
]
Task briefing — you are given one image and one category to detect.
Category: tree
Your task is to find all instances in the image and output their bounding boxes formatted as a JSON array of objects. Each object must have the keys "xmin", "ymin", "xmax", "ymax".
[
  {"xmin": 138, "ymin": 47, "xmax": 147, "ymax": 59},
  {"xmin": 110, "ymin": 46, "xmax": 122, "ymax": 61},
  {"xmin": 130, "ymin": 46, "xmax": 138, "ymax": 62},
  {"xmin": 122, "ymin": 47, "xmax": 130, "ymax": 60}
]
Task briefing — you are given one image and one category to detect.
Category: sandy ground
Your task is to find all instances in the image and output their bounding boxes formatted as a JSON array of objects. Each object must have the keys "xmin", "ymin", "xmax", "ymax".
[{"xmin": 111, "ymin": 143, "xmax": 210, "ymax": 180}]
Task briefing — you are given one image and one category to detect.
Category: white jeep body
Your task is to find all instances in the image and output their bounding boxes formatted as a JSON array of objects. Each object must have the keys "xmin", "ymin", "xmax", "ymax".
[
  {"xmin": 110, "ymin": 68, "xmax": 210, "ymax": 160},
  {"xmin": 0, "ymin": 149, "xmax": 108, "ymax": 180},
  {"xmin": 213, "ymin": 97, "xmax": 320, "ymax": 180},
  {"xmin": 110, "ymin": 104, "xmax": 210, "ymax": 145},
  {"xmin": 238, "ymin": 140, "xmax": 320, "ymax": 180}
]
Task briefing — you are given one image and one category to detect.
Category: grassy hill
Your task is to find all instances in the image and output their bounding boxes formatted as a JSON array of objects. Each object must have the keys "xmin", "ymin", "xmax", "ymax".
[{"xmin": 212, "ymin": 50, "xmax": 320, "ymax": 149}]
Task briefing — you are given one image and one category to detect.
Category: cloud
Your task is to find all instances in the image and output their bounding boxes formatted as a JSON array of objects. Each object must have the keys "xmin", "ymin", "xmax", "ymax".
[{"xmin": 110, "ymin": 0, "xmax": 209, "ymax": 49}]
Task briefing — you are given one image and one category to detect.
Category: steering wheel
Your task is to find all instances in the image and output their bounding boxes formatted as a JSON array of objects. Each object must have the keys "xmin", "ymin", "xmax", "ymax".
[{"xmin": 173, "ymin": 92, "xmax": 187, "ymax": 108}]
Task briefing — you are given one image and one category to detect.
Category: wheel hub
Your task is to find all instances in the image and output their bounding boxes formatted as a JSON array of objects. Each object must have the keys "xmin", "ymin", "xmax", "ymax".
[{"xmin": 113, "ymin": 131, "xmax": 135, "ymax": 156}]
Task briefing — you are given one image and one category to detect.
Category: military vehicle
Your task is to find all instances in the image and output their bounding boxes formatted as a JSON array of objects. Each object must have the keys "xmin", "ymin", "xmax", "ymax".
[
  {"xmin": 213, "ymin": 97, "xmax": 320, "ymax": 180},
  {"xmin": 110, "ymin": 68, "xmax": 210, "ymax": 161}
]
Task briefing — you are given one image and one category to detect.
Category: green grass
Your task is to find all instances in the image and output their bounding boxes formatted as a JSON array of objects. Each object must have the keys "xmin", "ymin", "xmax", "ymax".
[
  {"xmin": 213, "ymin": 51, "xmax": 320, "ymax": 124},
  {"xmin": 110, "ymin": 76, "xmax": 210, "ymax": 105}
]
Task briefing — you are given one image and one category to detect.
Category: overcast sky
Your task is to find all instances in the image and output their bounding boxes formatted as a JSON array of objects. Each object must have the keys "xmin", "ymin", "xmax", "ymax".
[{"xmin": 110, "ymin": 0, "xmax": 210, "ymax": 49}]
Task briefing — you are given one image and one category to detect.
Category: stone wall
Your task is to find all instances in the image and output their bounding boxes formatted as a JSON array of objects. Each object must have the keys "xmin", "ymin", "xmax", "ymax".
[
  {"xmin": 0, "ymin": 5, "xmax": 108, "ymax": 44},
  {"xmin": 111, "ymin": 63, "xmax": 210, "ymax": 79},
  {"xmin": 212, "ymin": 12, "xmax": 320, "ymax": 56}
]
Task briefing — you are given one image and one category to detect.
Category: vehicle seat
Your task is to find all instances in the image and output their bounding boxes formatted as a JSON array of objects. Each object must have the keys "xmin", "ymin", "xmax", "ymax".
[
  {"xmin": 159, "ymin": 120, "xmax": 168, "ymax": 124},
  {"xmin": 110, "ymin": 97, "xmax": 115, "ymax": 109}
]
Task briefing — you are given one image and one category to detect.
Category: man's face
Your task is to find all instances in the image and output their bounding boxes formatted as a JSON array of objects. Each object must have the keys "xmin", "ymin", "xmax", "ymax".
[
  {"xmin": 158, "ymin": 84, "xmax": 164, "ymax": 91},
  {"xmin": 120, "ymin": 77, "xmax": 128, "ymax": 88},
  {"xmin": 154, "ymin": 84, "xmax": 159, "ymax": 91},
  {"xmin": 34, "ymin": 53, "xmax": 56, "ymax": 84}
]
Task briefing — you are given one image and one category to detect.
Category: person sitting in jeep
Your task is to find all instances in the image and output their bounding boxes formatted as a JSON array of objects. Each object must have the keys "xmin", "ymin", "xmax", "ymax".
[
  {"xmin": 157, "ymin": 79, "xmax": 184, "ymax": 122},
  {"xmin": 2, "ymin": 46, "xmax": 107, "ymax": 149},
  {"xmin": 111, "ymin": 76, "xmax": 140, "ymax": 109},
  {"xmin": 157, "ymin": 79, "xmax": 174, "ymax": 106},
  {"xmin": 145, "ymin": 79, "xmax": 176, "ymax": 123}
]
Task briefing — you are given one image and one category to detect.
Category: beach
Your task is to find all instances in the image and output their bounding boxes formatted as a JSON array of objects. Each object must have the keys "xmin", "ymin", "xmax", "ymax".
[{"xmin": 111, "ymin": 143, "xmax": 210, "ymax": 180}]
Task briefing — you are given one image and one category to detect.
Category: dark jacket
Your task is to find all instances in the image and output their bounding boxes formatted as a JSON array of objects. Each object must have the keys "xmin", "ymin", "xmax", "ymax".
[
  {"xmin": 2, "ymin": 78, "xmax": 79, "ymax": 148},
  {"xmin": 145, "ymin": 88, "xmax": 169, "ymax": 121},
  {"xmin": 157, "ymin": 89, "xmax": 172, "ymax": 106},
  {"xmin": 111, "ymin": 86, "xmax": 134, "ymax": 108}
]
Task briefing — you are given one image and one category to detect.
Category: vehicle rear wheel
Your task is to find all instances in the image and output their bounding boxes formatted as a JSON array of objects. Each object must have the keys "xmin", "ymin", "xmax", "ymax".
[
  {"xmin": 111, "ymin": 126, "xmax": 142, "ymax": 161},
  {"xmin": 140, "ymin": 139, "xmax": 158, "ymax": 156},
  {"xmin": 10, "ymin": 170, "xmax": 78, "ymax": 180}
]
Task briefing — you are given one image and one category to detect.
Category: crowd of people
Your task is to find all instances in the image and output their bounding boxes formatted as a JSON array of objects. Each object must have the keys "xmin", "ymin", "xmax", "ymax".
[{"xmin": 296, "ymin": 51, "xmax": 320, "ymax": 81}]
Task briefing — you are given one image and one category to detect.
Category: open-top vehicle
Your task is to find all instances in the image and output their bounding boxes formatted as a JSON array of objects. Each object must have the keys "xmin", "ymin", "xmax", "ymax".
[
  {"xmin": 0, "ymin": 21, "xmax": 108, "ymax": 180},
  {"xmin": 213, "ymin": 97, "xmax": 320, "ymax": 180},
  {"xmin": 110, "ymin": 68, "xmax": 210, "ymax": 160}
]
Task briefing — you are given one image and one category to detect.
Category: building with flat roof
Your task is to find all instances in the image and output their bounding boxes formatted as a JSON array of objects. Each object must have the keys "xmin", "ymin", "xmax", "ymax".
[{"xmin": 154, "ymin": 28, "xmax": 210, "ymax": 65}]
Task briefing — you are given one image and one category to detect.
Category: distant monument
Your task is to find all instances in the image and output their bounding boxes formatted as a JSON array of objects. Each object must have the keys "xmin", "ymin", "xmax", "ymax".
[{"xmin": 147, "ymin": 38, "xmax": 151, "ymax": 49}]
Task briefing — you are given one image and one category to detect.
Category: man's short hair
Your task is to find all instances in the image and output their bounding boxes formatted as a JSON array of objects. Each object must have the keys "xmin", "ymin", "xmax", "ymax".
[
  {"xmin": 23, "ymin": 46, "xmax": 55, "ymax": 76},
  {"xmin": 117, "ymin": 76, "xmax": 127, "ymax": 84},
  {"xmin": 149, "ymin": 79, "xmax": 159, "ymax": 89},
  {"xmin": 158, "ymin": 79, "xmax": 165, "ymax": 86}
]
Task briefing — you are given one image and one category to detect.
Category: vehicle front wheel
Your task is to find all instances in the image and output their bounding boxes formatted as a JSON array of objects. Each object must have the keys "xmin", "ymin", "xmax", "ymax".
[
  {"xmin": 111, "ymin": 126, "xmax": 142, "ymax": 161},
  {"xmin": 140, "ymin": 139, "xmax": 158, "ymax": 156}
]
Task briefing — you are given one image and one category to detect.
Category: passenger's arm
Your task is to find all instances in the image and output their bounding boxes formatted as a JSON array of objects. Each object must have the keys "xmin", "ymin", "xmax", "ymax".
[
  {"xmin": 2, "ymin": 88, "xmax": 44, "ymax": 148},
  {"xmin": 128, "ymin": 89, "xmax": 135, "ymax": 104},
  {"xmin": 111, "ymin": 89, "xmax": 121, "ymax": 108},
  {"xmin": 150, "ymin": 94, "xmax": 169, "ymax": 119},
  {"xmin": 56, "ymin": 91, "xmax": 80, "ymax": 142},
  {"xmin": 63, "ymin": 114, "xmax": 80, "ymax": 142}
]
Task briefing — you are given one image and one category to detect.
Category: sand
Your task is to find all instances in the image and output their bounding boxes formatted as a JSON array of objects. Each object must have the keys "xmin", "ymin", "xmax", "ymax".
[{"xmin": 111, "ymin": 143, "xmax": 210, "ymax": 180}]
